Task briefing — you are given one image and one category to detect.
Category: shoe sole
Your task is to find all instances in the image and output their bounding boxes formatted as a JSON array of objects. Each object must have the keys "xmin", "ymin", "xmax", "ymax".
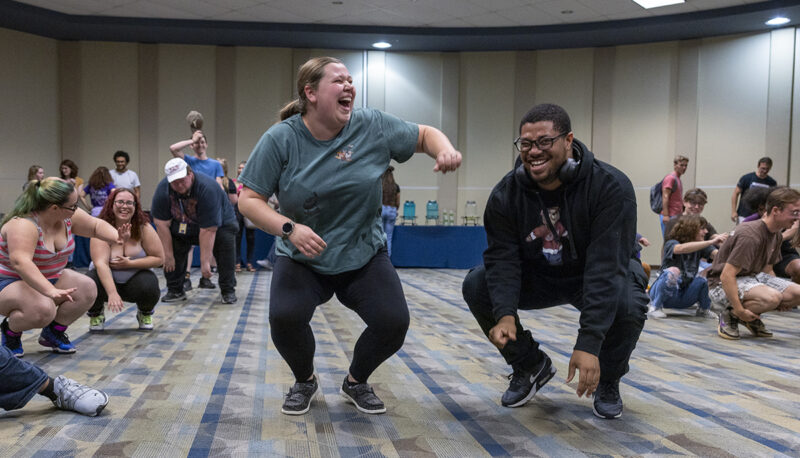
[
  {"xmin": 717, "ymin": 326, "xmax": 740, "ymax": 340},
  {"xmin": 340, "ymin": 388, "xmax": 387, "ymax": 414},
  {"xmin": 161, "ymin": 296, "xmax": 187, "ymax": 302},
  {"xmin": 592, "ymin": 403, "xmax": 623, "ymax": 419},
  {"xmin": 281, "ymin": 383, "xmax": 320, "ymax": 415},
  {"xmin": 503, "ymin": 362, "xmax": 557, "ymax": 408},
  {"xmin": 42, "ymin": 346, "xmax": 77, "ymax": 354}
]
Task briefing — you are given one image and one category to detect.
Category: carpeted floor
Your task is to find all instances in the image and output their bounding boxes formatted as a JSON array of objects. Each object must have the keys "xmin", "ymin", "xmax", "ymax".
[{"xmin": 1, "ymin": 268, "xmax": 799, "ymax": 457}]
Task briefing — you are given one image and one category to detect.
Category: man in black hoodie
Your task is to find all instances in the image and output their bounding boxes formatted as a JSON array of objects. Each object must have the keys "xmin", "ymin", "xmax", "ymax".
[{"xmin": 462, "ymin": 103, "xmax": 648, "ymax": 419}]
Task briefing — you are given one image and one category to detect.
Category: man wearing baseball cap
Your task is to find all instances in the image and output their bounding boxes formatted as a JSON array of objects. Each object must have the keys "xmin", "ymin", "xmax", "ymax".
[{"xmin": 151, "ymin": 158, "xmax": 238, "ymax": 304}]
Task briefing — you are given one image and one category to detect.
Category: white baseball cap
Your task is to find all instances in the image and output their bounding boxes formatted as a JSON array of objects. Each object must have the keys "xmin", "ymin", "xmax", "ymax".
[{"xmin": 165, "ymin": 158, "xmax": 188, "ymax": 182}]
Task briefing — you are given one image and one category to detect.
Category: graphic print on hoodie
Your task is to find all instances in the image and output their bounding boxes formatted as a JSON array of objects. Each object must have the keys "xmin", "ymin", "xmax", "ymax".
[{"xmin": 526, "ymin": 206, "xmax": 568, "ymax": 265}]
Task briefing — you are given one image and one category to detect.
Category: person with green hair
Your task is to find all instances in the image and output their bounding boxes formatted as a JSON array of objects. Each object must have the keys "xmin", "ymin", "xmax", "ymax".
[{"xmin": 0, "ymin": 177, "xmax": 124, "ymax": 357}]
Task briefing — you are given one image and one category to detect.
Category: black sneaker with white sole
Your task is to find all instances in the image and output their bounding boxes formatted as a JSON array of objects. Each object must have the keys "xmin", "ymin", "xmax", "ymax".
[
  {"xmin": 281, "ymin": 376, "xmax": 319, "ymax": 415},
  {"xmin": 501, "ymin": 352, "xmax": 556, "ymax": 407},
  {"xmin": 593, "ymin": 379, "xmax": 623, "ymax": 419},
  {"xmin": 340, "ymin": 377, "xmax": 386, "ymax": 414}
]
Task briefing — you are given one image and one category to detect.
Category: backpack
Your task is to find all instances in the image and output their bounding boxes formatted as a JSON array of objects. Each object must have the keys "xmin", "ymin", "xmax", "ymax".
[{"xmin": 649, "ymin": 178, "xmax": 665, "ymax": 214}]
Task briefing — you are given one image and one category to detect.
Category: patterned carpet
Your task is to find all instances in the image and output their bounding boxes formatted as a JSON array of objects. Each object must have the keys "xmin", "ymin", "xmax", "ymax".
[{"xmin": 1, "ymin": 268, "xmax": 799, "ymax": 457}]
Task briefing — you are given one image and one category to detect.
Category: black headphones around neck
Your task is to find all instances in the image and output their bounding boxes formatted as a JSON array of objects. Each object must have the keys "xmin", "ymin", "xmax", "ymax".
[{"xmin": 514, "ymin": 143, "xmax": 582, "ymax": 189}]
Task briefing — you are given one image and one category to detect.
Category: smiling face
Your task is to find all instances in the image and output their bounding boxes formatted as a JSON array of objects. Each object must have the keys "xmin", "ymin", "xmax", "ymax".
[
  {"xmin": 112, "ymin": 190, "xmax": 136, "ymax": 223},
  {"xmin": 756, "ymin": 162, "xmax": 771, "ymax": 179},
  {"xmin": 695, "ymin": 225, "xmax": 708, "ymax": 241},
  {"xmin": 518, "ymin": 121, "xmax": 573, "ymax": 191},
  {"xmin": 35, "ymin": 168, "xmax": 45, "ymax": 181},
  {"xmin": 306, "ymin": 62, "xmax": 355, "ymax": 129},
  {"xmin": 684, "ymin": 200, "xmax": 705, "ymax": 215},
  {"xmin": 115, "ymin": 156, "xmax": 128, "ymax": 172},
  {"xmin": 192, "ymin": 135, "xmax": 208, "ymax": 157},
  {"xmin": 60, "ymin": 164, "xmax": 72, "ymax": 178},
  {"xmin": 773, "ymin": 201, "xmax": 800, "ymax": 230}
]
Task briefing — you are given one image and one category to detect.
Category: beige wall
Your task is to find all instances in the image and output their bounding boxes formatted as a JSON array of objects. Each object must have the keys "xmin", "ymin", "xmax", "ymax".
[
  {"xmin": 0, "ymin": 28, "xmax": 59, "ymax": 212},
  {"xmin": 4, "ymin": 26, "xmax": 800, "ymax": 265}
]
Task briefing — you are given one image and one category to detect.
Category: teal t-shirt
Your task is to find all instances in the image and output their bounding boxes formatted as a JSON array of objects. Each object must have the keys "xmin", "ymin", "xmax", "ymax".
[{"xmin": 238, "ymin": 108, "xmax": 418, "ymax": 274}]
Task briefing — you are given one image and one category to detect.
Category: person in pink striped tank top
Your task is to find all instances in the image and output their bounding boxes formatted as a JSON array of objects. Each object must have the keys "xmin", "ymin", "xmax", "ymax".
[{"xmin": 0, "ymin": 177, "xmax": 123, "ymax": 357}]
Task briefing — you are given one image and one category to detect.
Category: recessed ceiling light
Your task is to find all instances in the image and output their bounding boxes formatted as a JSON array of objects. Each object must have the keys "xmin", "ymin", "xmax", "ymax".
[
  {"xmin": 331, "ymin": 1, "xmax": 343, "ymax": 4},
  {"xmin": 631, "ymin": 0, "xmax": 684, "ymax": 9},
  {"xmin": 561, "ymin": 10, "xmax": 573, "ymax": 15},
  {"xmin": 766, "ymin": 17, "xmax": 790, "ymax": 26},
  {"xmin": 372, "ymin": 41, "xmax": 391, "ymax": 49}
]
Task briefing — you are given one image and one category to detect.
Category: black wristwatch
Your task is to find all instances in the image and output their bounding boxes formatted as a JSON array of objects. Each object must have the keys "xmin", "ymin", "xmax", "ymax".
[{"xmin": 281, "ymin": 221, "xmax": 295, "ymax": 240}]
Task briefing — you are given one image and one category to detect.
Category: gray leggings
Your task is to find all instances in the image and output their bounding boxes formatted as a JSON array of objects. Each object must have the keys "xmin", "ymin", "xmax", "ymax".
[{"xmin": 85, "ymin": 269, "xmax": 160, "ymax": 316}]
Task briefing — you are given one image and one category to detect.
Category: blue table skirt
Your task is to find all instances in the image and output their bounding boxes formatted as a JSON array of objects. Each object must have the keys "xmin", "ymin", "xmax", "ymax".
[
  {"xmin": 390, "ymin": 225, "xmax": 487, "ymax": 269},
  {"xmin": 72, "ymin": 230, "xmax": 276, "ymax": 268}
]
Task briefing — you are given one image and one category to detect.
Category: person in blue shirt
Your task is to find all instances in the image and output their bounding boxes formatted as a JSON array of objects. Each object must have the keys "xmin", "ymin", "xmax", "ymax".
[
  {"xmin": 238, "ymin": 56, "xmax": 461, "ymax": 416},
  {"xmin": 170, "ymin": 130, "xmax": 224, "ymax": 186}
]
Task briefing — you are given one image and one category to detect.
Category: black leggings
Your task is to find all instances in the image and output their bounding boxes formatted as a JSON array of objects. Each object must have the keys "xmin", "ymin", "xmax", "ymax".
[
  {"xmin": 269, "ymin": 249, "xmax": 409, "ymax": 383},
  {"xmin": 86, "ymin": 269, "xmax": 161, "ymax": 316},
  {"xmin": 236, "ymin": 213, "xmax": 255, "ymax": 266}
]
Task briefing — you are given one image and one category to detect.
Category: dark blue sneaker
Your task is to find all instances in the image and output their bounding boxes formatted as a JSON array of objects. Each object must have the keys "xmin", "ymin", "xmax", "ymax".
[
  {"xmin": 1, "ymin": 319, "xmax": 23, "ymax": 358},
  {"xmin": 38, "ymin": 324, "xmax": 76, "ymax": 354},
  {"xmin": 501, "ymin": 352, "xmax": 556, "ymax": 407},
  {"xmin": 593, "ymin": 379, "xmax": 623, "ymax": 419}
]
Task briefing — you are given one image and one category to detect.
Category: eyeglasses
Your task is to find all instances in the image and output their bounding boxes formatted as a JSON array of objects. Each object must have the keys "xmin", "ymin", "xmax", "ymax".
[
  {"xmin": 59, "ymin": 203, "xmax": 79, "ymax": 212},
  {"xmin": 114, "ymin": 200, "xmax": 135, "ymax": 207},
  {"xmin": 514, "ymin": 132, "xmax": 567, "ymax": 153}
]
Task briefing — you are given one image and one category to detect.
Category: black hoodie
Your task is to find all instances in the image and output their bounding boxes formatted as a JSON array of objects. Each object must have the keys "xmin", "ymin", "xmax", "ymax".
[{"xmin": 483, "ymin": 139, "xmax": 640, "ymax": 356}]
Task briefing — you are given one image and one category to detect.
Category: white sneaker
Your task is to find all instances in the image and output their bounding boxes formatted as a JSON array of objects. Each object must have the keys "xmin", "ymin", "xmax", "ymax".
[
  {"xmin": 648, "ymin": 307, "xmax": 667, "ymax": 318},
  {"xmin": 52, "ymin": 375, "xmax": 109, "ymax": 416},
  {"xmin": 695, "ymin": 308, "xmax": 718, "ymax": 319},
  {"xmin": 256, "ymin": 259, "xmax": 273, "ymax": 271}
]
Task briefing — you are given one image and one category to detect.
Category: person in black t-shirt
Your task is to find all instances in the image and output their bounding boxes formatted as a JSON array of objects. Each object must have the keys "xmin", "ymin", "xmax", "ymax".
[{"xmin": 731, "ymin": 157, "xmax": 777, "ymax": 224}]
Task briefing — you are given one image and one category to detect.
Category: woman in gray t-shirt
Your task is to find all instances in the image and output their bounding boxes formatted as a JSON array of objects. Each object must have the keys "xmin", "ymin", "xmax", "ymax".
[{"xmin": 238, "ymin": 56, "xmax": 461, "ymax": 417}]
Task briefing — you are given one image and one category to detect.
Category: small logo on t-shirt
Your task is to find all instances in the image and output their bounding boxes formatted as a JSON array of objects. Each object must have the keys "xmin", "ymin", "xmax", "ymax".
[{"xmin": 335, "ymin": 145, "xmax": 355, "ymax": 161}]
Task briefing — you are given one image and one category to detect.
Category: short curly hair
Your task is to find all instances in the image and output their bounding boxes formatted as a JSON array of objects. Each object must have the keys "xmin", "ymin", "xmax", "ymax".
[{"xmin": 667, "ymin": 215, "xmax": 707, "ymax": 244}]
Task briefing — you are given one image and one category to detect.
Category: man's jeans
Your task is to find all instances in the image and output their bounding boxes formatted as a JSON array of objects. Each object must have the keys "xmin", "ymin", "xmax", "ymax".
[
  {"xmin": 649, "ymin": 270, "xmax": 711, "ymax": 310},
  {"xmin": 462, "ymin": 260, "xmax": 647, "ymax": 382},
  {"xmin": 165, "ymin": 224, "xmax": 238, "ymax": 295},
  {"xmin": 0, "ymin": 345, "xmax": 48, "ymax": 411}
]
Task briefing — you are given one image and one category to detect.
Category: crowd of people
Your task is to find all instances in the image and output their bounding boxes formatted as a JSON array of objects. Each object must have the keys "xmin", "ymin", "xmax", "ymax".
[
  {"xmin": 653, "ymin": 157, "xmax": 800, "ymax": 342},
  {"xmin": 2, "ymin": 57, "xmax": 798, "ymax": 424}
]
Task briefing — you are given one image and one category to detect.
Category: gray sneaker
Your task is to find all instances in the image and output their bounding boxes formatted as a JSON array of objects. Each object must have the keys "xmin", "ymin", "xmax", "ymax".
[
  {"xmin": 340, "ymin": 377, "xmax": 386, "ymax": 414},
  {"xmin": 718, "ymin": 307, "xmax": 740, "ymax": 340},
  {"xmin": 52, "ymin": 375, "xmax": 109, "ymax": 416},
  {"xmin": 281, "ymin": 376, "xmax": 319, "ymax": 415}
]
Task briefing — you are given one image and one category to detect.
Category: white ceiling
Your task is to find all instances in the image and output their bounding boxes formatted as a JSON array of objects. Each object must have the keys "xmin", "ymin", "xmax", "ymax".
[{"xmin": 14, "ymin": 0, "xmax": 768, "ymax": 28}]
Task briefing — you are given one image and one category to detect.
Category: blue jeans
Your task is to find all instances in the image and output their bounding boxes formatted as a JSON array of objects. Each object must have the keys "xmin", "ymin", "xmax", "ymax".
[
  {"xmin": 382, "ymin": 205, "xmax": 398, "ymax": 256},
  {"xmin": 0, "ymin": 345, "xmax": 48, "ymax": 411},
  {"xmin": 649, "ymin": 270, "xmax": 711, "ymax": 310}
]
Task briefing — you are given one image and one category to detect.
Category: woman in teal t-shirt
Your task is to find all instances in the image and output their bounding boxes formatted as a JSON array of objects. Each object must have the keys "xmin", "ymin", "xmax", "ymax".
[{"xmin": 238, "ymin": 56, "xmax": 461, "ymax": 417}]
